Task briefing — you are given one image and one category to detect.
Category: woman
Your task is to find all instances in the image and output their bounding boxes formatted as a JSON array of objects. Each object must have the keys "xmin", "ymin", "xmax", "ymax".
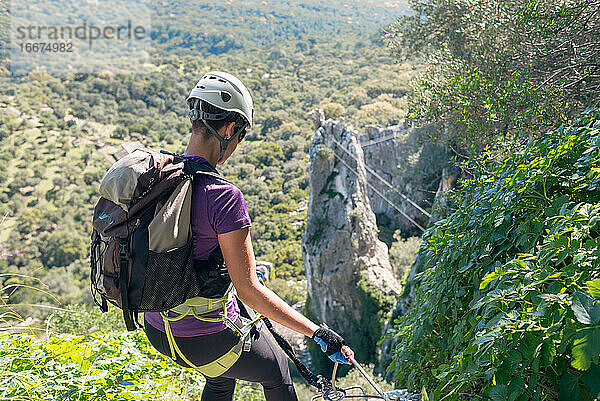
[{"xmin": 144, "ymin": 71, "xmax": 354, "ymax": 401}]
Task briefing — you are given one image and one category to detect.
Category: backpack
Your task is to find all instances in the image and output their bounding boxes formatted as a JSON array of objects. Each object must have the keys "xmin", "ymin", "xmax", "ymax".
[{"xmin": 90, "ymin": 148, "xmax": 231, "ymax": 330}]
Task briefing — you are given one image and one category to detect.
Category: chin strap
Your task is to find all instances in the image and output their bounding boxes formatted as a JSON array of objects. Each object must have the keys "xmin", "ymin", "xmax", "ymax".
[
  {"xmin": 201, "ymin": 117, "xmax": 246, "ymax": 161},
  {"xmin": 190, "ymin": 98, "xmax": 246, "ymax": 161}
]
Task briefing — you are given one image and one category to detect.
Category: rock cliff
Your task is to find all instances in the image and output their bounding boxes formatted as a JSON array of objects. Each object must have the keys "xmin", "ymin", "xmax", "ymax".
[
  {"xmin": 302, "ymin": 110, "xmax": 401, "ymax": 365},
  {"xmin": 359, "ymin": 123, "xmax": 449, "ymax": 236}
]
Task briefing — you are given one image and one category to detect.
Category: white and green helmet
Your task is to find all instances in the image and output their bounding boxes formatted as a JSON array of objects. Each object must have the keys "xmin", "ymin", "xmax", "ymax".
[{"xmin": 187, "ymin": 71, "xmax": 254, "ymax": 159}]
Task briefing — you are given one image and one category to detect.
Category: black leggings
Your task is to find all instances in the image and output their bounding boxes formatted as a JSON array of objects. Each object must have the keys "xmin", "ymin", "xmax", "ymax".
[{"xmin": 144, "ymin": 320, "xmax": 298, "ymax": 401}]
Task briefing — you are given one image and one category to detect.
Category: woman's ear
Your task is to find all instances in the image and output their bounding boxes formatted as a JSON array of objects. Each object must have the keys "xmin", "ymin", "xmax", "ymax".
[{"xmin": 222, "ymin": 121, "xmax": 236, "ymax": 140}]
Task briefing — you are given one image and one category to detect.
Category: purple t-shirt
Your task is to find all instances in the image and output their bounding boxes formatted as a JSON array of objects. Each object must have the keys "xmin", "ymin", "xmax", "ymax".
[{"xmin": 144, "ymin": 155, "xmax": 252, "ymax": 337}]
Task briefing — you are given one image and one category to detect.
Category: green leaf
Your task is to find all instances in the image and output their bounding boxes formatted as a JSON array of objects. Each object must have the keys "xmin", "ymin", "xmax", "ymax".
[
  {"xmin": 571, "ymin": 292, "xmax": 600, "ymax": 325},
  {"xmin": 582, "ymin": 364, "xmax": 600, "ymax": 398},
  {"xmin": 586, "ymin": 279, "xmax": 600, "ymax": 298},
  {"xmin": 489, "ymin": 384, "xmax": 509, "ymax": 401},
  {"xmin": 528, "ymin": 372, "xmax": 539, "ymax": 389},
  {"xmin": 473, "ymin": 327, "xmax": 502, "ymax": 345},
  {"xmin": 559, "ymin": 372, "xmax": 581, "ymax": 401},
  {"xmin": 552, "ymin": 194, "xmax": 570, "ymax": 213},
  {"xmin": 507, "ymin": 377, "xmax": 525, "ymax": 401},
  {"xmin": 541, "ymin": 341, "xmax": 556, "ymax": 367},
  {"xmin": 480, "ymin": 268, "xmax": 508, "ymax": 290},
  {"xmin": 571, "ymin": 328, "xmax": 600, "ymax": 370}
]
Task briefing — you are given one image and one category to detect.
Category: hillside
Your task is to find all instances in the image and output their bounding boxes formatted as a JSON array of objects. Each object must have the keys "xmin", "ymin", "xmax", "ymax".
[
  {"xmin": 150, "ymin": 0, "xmax": 410, "ymax": 57},
  {"xmin": 1, "ymin": 0, "xmax": 418, "ymax": 325}
]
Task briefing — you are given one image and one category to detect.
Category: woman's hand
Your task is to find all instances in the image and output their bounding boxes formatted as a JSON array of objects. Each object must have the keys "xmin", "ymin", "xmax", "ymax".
[
  {"xmin": 218, "ymin": 227, "xmax": 319, "ymax": 338},
  {"xmin": 342, "ymin": 345, "xmax": 355, "ymax": 364},
  {"xmin": 312, "ymin": 324, "xmax": 355, "ymax": 365}
]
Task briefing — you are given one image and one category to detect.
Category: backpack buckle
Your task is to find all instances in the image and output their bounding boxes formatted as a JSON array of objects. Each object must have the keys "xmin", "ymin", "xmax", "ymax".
[
  {"xmin": 119, "ymin": 243, "xmax": 129, "ymax": 257},
  {"xmin": 119, "ymin": 239, "xmax": 130, "ymax": 262}
]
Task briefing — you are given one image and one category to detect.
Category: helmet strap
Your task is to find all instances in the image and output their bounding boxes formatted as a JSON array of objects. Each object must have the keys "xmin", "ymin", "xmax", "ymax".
[
  {"xmin": 191, "ymin": 99, "xmax": 247, "ymax": 161},
  {"xmin": 201, "ymin": 118, "xmax": 237, "ymax": 160},
  {"xmin": 190, "ymin": 99, "xmax": 228, "ymax": 121}
]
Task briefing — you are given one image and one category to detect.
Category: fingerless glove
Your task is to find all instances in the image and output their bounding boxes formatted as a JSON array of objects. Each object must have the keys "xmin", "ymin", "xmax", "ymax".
[{"xmin": 312, "ymin": 324, "xmax": 349, "ymax": 364}]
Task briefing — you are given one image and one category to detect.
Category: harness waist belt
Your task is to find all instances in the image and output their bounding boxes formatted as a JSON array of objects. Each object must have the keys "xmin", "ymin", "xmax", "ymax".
[
  {"xmin": 169, "ymin": 291, "xmax": 235, "ymax": 315},
  {"xmin": 158, "ymin": 286, "xmax": 263, "ymax": 377}
]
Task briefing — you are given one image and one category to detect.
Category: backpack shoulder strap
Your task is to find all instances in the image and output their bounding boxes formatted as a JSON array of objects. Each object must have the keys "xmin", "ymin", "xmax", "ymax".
[
  {"xmin": 188, "ymin": 161, "xmax": 230, "ymax": 183},
  {"xmin": 160, "ymin": 150, "xmax": 230, "ymax": 183},
  {"xmin": 194, "ymin": 170, "xmax": 231, "ymax": 183}
]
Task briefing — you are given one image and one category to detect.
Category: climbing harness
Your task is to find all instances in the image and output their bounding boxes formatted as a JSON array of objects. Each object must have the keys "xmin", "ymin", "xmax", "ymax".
[
  {"xmin": 155, "ymin": 268, "xmax": 411, "ymax": 400},
  {"xmin": 153, "ymin": 262, "xmax": 326, "ymax": 385},
  {"xmin": 159, "ymin": 286, "xmax": 264, "ymax": 377},
  {"xmin": 311, "ymin": 357, "xmax": 421, "ymax": 401}
]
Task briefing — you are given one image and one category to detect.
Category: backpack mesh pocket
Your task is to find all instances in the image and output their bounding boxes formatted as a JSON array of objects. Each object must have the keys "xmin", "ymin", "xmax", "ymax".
[{"xmin": 137, "ymin": 238, "xmax": 201, "ymax": 311}]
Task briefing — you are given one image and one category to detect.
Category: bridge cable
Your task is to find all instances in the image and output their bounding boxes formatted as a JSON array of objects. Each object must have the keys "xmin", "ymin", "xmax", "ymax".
[
  {"xmin": 359, "ymin": 131, "xmax": 398, "ymax": 147},
  {"xmin": 331, "ymin": 150, "xmax": 426, "ymax": 232},
  {"xmin": 329, "ymin": 137, "xmax": 431, "ymax": 218}
]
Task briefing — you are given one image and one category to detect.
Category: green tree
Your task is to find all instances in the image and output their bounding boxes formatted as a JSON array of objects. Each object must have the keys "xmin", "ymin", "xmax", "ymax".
[
  {"xmin": 386, "ymin": 0, "xmax": 600, "ymax": 152},
  {"xmin": 39, "ymin": 229, "xmax": 87, "ymax": 268},
  {"xmin": 319, "ymin": 101, "xmax": 346, "ymax": 120}
]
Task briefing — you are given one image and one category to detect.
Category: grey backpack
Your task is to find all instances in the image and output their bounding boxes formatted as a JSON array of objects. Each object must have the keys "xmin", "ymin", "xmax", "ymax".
[{"xmin": 90, "ymin": 148, "xmax": 230, "ymax": 330}]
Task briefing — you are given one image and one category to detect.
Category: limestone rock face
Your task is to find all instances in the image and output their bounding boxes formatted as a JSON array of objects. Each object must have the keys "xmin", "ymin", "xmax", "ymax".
[
  {"xmin": 359, "ymin": 123, "xmax": 449, "ymax": 236},
  {"xmin": 303, "ymin": 110, "xmax": 400, "ymax": 361}
]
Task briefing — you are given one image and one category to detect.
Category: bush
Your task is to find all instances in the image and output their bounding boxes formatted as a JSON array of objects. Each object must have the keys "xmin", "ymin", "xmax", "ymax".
[
  {"xmin": 388, "ymin": 232, "xmax": 422, "ymax": 283},
  {"xmin": 0, "ymin": 330, "xmax": 264, "ymax": 401},
  {"xmin": 48, "ymin": 304, "xmax": 125, "ymax": 337},
  {"xmin": 267, "ymin": 278, "xmax": 306, "ymax": 305},
  {"xmin": 319, "ymin": 101, "xmax": 346, "ymax": 120},
  {"xmin": 389, "ymin": 110, "xmax": 600, "ymax": 400}
]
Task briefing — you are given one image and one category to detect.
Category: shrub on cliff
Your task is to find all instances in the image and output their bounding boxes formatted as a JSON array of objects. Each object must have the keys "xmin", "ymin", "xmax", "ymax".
[
  {"xmin": 386, "ymin": 0, "xmax": 600, "ymax": 153},
  {"xmin": 389, "ymin": 110, "xmax": 600, "ymax": 400}
]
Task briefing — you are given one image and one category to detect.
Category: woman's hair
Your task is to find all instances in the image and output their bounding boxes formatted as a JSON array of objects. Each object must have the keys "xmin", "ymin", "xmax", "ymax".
[{"xmin": 188, "ymin": 99, "xmax": 248, "ymax": 137}]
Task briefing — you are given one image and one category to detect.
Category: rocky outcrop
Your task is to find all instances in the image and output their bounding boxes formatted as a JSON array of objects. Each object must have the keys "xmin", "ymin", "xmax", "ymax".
[
  {"xmin": 303, "ymin": 110, "xmax": 401, "ymax": 365},
  {"xmin": 359, "ymin": 123, "xmax": 449, "ymax": 236}
]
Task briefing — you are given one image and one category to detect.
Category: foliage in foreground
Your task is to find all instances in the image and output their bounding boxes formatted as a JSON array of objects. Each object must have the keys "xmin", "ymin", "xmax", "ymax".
[
  {"xmin": 0, "ymin": 306, "xmax": 264, "ymax": 400},
  {"xmin": 0, "ymin": 331, "xmax": 264, "ymax": 401},
  {"xmin": 389, "ymin": 110, "xmax": 600, "ymax": 400}
]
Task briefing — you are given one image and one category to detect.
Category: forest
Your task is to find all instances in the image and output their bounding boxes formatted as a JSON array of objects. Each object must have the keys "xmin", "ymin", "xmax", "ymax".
[{"xmin": 1, "ymin": 0, "xmax": 599, "ymax": 400}]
